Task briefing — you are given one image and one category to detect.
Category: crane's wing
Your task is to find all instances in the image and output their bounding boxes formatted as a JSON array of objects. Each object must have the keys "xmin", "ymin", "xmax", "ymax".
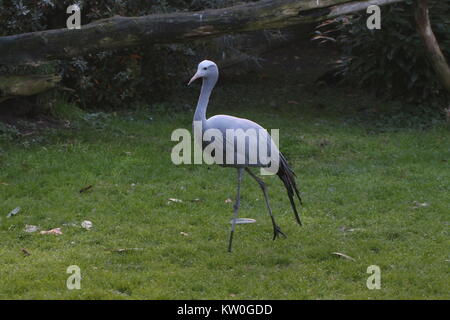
[
  {"xmin": 198, "ymin": 114, "xmax": 303, "ymax": 224},
  {"xmin": 202, "ymin": 115, "xmax": 279, "ymax": 170}
]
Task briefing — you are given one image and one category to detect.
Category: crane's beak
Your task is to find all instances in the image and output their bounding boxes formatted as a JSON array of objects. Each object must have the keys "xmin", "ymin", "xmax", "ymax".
[{"xmin": 188, "ymin": 72, "xmax": 201, "ymax": 86}]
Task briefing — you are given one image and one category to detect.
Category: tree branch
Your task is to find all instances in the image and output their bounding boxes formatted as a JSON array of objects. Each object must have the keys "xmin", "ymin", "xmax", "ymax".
[{"xmin": 414, "ymin": 0, "xmax": 450, "ymax": 93}]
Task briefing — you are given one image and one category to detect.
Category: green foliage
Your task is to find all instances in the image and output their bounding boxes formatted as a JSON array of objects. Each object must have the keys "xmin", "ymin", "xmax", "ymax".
[
  {"xmin": 43, "ymin": 92, "xmax": 85, "ymax": 120},
  {"xmin": 0, "ymin": 0, "xmax": 56, "ymax": 36},
  {"xmin": 315, "ymin": 1, "xmax": 450, "ymax": 108},
  {"xmin": 0, "ymin": 122, "xmax": 20, "ymax": 141}
]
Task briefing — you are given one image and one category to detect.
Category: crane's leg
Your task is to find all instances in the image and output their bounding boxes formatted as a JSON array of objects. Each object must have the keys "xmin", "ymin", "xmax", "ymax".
[
  {"xmin": 245, "ymin": 168, "xmax": 286, "ymax": 240},
  {"xmin": 228, "ymin": 167, "xmax": 244, "ymax": 252}
]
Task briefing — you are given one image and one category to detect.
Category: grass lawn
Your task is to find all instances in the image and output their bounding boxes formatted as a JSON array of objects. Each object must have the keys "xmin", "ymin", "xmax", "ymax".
[{"xmin": 0, "ymin": 63, "xmax": 449, "ymax": 299}]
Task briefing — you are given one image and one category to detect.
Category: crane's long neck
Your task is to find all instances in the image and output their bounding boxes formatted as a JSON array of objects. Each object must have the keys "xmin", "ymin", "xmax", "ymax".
[{"xmin": 194, "ymin": 76, "xmax": 217, "ymax": 123}]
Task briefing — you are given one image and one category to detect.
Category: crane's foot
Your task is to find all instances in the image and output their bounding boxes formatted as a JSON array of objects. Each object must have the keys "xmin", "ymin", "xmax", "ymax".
[{"xmin": 272, "ymin": 225, "xmax": 287, "ymax": 240}]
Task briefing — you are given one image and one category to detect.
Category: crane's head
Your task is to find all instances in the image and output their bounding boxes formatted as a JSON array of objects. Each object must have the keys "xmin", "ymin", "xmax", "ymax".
[{"xmin": 188, "ymin": 60, "xmax": 218, "ymax": 85}]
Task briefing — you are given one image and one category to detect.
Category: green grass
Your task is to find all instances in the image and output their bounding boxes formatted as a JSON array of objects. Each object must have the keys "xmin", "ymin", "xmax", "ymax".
[{"xmin": 0, "ymin": 73, "xmax": 449, "ymax": 299}]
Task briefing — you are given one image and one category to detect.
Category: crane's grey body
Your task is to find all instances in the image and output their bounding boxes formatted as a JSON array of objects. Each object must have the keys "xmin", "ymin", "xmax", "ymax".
[
  {"xmin": 189, "ymin": 60, "xmax": 303, "ymax": 252},
  {"xmin": 198, "ymin": 114, "xmax": 278, "ymax": 169}
]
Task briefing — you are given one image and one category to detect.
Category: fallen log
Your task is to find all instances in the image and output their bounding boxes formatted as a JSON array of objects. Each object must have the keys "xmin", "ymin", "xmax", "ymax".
[
  {"xmin": 0, "ymin": 74, "xmax": 61, "ymax": 103},
  {"xmin": 0, "ymin": 0, "xmax": 404, "ymax": 66}
]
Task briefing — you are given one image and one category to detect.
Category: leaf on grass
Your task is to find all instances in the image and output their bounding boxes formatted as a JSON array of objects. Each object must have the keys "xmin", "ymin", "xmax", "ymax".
[
  {"xmin": 230, "ymin": 218, "xmax": 257, "ymax": 225},
  {"xmin": 40, "ymin": 228, "xmax": 62, "ymax": 235},
  {"xmin": 110, "ymin": 248, "xmax": 143, "ymax": 253},
  {"xmin": 21, "ymin": 248, "xmax": 31, "ymax": 256},
  {"xmin": 24, "ymin": 224, "xmax": 39, "ymax": 233},
  {"xmin": 339, "ymin": 226, "xmax": 365, "ymax": 233},
  {"xmin": 62, "ymin": 222, "xmax": 78, "ymax": 227},
  {"xmin": 180, "ymin": 232, "xmax": 189, "ymax": 236},
  {"xmin": 81, "ymin": 220, "xmax": 93, "ymax": 230},
  {"xmin": 412, "ymin": 201, "xmax": 430, "ymax": 209},
  {"xmin": 168, "ymin": 198, "xmax": 183, "ymax": 204},
  {"xmin": 79, "ymin": 185, "xmax": 93, "ymax": 193},
  {"xmin": 331, "ymin": 252, "xmax": 356, "ymax": 261},
  {"xmin": 6, "ymin": 207, "xmax": 21, "ymax": 218},
  {"xmin": 225, "ymin": 198, "xmax": 233, "ymax": 203}
]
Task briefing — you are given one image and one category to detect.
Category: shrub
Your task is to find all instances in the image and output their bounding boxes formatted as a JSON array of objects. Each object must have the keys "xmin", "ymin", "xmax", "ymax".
[{"xmin": 314, "ymin": 0, "xmax": 449, "ymax": 109}]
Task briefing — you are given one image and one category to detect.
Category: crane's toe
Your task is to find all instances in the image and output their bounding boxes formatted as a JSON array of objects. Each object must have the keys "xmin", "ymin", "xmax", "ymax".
[{"xmin": 272, "ymin": 225, "xmax": 287, "ymax": 240}]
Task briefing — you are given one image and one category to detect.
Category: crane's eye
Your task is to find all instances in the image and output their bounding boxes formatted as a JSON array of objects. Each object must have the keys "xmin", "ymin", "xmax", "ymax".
[{"xmin": 203, "ymin": 67, "xmax": 207, "ymax": 70}]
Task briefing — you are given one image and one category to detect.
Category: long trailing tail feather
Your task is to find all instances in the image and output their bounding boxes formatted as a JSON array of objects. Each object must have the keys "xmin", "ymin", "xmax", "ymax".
[{"xmin": 277, "ymin": 153, "xmax": 303, "ymax": 225}]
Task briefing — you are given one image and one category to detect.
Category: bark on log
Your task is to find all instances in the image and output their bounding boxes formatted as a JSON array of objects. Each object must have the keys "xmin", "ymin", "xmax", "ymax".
[
  {"xmin": 0, "ymin": 0, "xmax": 404, "ymax": 66},
  {"xmin": 414, "ymin": 0, "xmax": 450, "ymax": 93}
]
